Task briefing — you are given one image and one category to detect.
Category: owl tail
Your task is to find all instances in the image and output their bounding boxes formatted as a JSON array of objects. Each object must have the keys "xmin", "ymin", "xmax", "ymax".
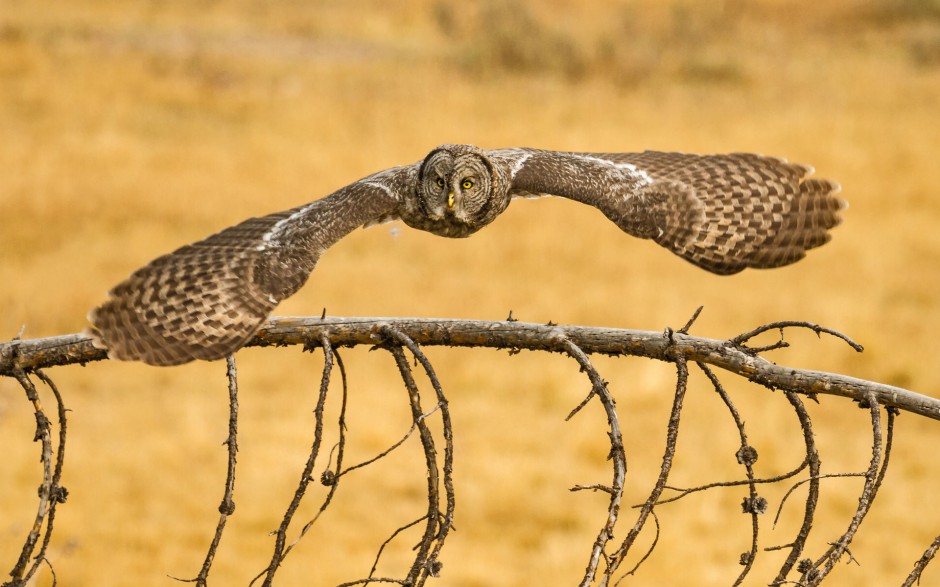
[{"xmin": 644, "ymin": 155, "xmax": 846, "ymax": 275}]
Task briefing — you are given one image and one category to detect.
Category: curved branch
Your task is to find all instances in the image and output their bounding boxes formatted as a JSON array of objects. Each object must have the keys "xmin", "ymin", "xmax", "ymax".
[
  {"xmin": 773, "ymin": 391, "xmax": 821, "ymax": 583},
  {"xmin": 808, "ymin": 393, "xmax": 888, "ymax": 585},
  {"xmin": 606, "ymin": 356, "xmax": 689, "ymax": 584},
  {"xmin": 904, "ymin": 533, "xmax": 940, "ymax": 587},
  {"xmin": 697, "ymin": 363, "xmax": 759, "ymax": 585},
  {"xmin": 173, "ymin": 355, "xmax": 240, "ymax": 586},
  {"xmin": 255, "ymin": 337, "xmax": 334, "ymax": 587},
  {"xmin": 385, "ymin": 343, "xmax": 441, "ymax": 585},
  {"xmin": 379, "ymin": 328, "xmax": 455, "ymax": 581},
  {"xmin": 559, "ymin": 338, "xmax": 626, "ymax": 587},
  {"xmin": 6, "ymin": 367, "xmax": 55, "ymax": 586}
]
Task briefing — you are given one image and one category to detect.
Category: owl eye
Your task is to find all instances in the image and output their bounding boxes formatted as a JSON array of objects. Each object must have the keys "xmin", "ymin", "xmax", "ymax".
[
  {"xmin": 461, "ymin": 179, "xmax": 473, "ymax": 190},
  {"xmin": 435, "ymin": 178, "xmax": 445, "ymax": 189}
]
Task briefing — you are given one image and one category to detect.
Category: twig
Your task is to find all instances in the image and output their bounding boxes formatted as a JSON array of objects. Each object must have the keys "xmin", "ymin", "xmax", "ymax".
[
  {"xmin": 280, "ymin": 346, "xmax": 350, "ymax": 557},
  {"xmin": 653, "ymin": 461, "xmax": 810, "ymax": 506},
  {"xmin": 6, "ymin": 367, "xmax": 54, "ymax": 586},
  {"xmin": 558, "ymin": 338, "xmax": 626, "ymax": 587},
  {"xmin": 254, "ymin": 338, "xmax": 334, "ymax": 587},
  {"xmin": 903, "ymin": 533, "xmax": 940, "ymax": 587},
  {"xmin": 620, "ymin": 510, "xmax": 661, "ymax": 580},
  {"xmin": 365, "ymin": 516, "xmax": 429, "ymax": 584},
  {"xmin": 172, "ymin": 355, "xmax": 240, "ymax": 585},
  {"xmin": 773, "ymin": 473, "xmax": 864, "ymax": 528},
  {"xmin": 380, "ymin": 327, "xmax": 454, "ymax": 581},
  {"xmin": 386, "ymin": 343, "xmax": 441, "ymax": 586},
  {"xmin": 678, "ymin": 306, "xmax": 704, "ymax": 334},
  {"xmin": 771, "ymin": 392, "xmax": 821, "ymax": 584},
  {"xmin": 334, "ymin": 578, "xmax": 410, "ymax": 587},
  {"xmin": 697, "ymin": 363, "xmax": 759, "ymax": 585},
  {"xmin": 730, "ymin": 321, "xmax": 864, "ymax": 352},
  {"xmin": 605, "ymin": 356, "xmax": 689, "ymax": 585},
  {"xmin": 27, "ymin": 370, "xmax": 67, "ymax": 584},
  {"xmin": 337, "ymin": 405, "xmax": 440, "ymax": 479},
  {"xmin": 807, "ymin": 392, "xmax": 885, "ymax": 585}
]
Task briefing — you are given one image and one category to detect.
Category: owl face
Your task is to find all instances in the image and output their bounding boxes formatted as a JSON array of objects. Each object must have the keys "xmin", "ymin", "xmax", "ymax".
[{"xmin": 403, "ymin": 145, "xmax": 510, "ymax": 238}]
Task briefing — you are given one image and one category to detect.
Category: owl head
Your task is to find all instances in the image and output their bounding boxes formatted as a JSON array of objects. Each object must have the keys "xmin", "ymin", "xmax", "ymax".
[{"xmin": 401, "ymin": 144, "xmax": 511, "ymax": 238}]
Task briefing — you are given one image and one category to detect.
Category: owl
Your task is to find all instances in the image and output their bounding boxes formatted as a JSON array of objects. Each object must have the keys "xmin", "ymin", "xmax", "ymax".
[{"xmin": 87, "ymin": 144, "xmax": 845, "ymax": 366}]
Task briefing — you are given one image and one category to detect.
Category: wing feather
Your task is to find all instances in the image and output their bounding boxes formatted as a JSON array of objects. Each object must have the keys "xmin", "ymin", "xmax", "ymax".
[
  {"xmin": 501, "ymin": 148, "xmax": 845, "ymax": 275},
  {"xmin": 86, "ymin": 169, "xmax": 410, "ymax": 365}
]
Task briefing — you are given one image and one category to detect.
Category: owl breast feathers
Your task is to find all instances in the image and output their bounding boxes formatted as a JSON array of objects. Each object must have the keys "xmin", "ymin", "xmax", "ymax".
[{"xmin": 86, "ymin": 144, "xmax": 845, "ymax": 366}]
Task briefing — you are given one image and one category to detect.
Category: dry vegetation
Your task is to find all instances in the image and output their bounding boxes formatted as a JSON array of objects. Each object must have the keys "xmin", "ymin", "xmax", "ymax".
[{"xmin": 1, "ymin": 1, "xmax": 939, "ymax": 585}]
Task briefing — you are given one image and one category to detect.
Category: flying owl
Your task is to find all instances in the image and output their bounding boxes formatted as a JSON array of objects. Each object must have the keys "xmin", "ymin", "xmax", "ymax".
[{"xmin": 87, "ymin": 144, "xmax": 845, "ymax": 366}]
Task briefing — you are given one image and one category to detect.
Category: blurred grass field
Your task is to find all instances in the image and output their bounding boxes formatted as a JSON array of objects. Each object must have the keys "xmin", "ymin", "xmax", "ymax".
[{"xmin": 1, "ymin": 1, "xmax": 939, "ymax": 585}]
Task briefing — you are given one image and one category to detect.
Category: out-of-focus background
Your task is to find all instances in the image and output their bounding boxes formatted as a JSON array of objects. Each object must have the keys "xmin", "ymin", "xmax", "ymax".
[{"xmin": 1, "ymin": 1, "xmax": 939, "ymax": 585}]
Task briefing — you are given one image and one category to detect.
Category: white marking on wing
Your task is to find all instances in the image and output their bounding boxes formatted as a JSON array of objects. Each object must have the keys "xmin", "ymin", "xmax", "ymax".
[
  {"xmin": 363, "ymin": 180, "xmax": 395, "ymax": 198},
  {"xmin": 613, "ymin": 162, "xmax": 654, "ymax": 186},
  {"xmin": 510, "ymin": 189, "xmax": 551, "ymax": 200},
  {"xmin": 261, "ymin": 203, "xmax": 317, "ymax": 246},
  {"xmin": 508, "ymin": 151, "xmax": 532, "ymax": 179},
  {"xmin": 578, "ymin": 155, "xmax": 654, "ymax": 186}
]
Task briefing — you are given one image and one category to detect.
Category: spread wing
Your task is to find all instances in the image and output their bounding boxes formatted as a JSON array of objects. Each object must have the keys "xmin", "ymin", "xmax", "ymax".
[
  {"xmin": 87, "ymin": 144, "xmax": 846, "ymax": 366},
  {"xmin": 86, "ymin": 166, "xmax": 415, "ymax": 366},
  {"xmin": 494, "ymin": 148, "xmax": 845, "ymax": 275}
]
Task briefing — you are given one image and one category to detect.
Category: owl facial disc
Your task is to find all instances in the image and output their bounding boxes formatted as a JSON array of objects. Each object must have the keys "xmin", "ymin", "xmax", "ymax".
[{"xmin": 399, "ymin": 144, "xmax": 511, "ymax": 238}]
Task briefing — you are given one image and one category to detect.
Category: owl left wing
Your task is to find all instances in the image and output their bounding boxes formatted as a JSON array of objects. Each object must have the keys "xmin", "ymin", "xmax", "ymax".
[
  {"xmin": 494, "ymin": 148, "xmax": 845, "ymax": 275},
  {"xmin": 86, "ymin": 165, "xmax": 415, "ymax": 366}
]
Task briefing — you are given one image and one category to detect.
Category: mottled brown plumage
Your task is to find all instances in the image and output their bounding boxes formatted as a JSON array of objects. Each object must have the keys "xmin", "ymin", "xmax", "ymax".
[{"xmin": 87, "ymin": 144, "xmax": 845, "ymax": 365}]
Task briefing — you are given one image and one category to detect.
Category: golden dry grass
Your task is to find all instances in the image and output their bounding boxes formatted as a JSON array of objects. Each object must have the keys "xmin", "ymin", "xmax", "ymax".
[{"xmin": 1, "ymin": 1, "xmax": 939, "ymax": 585}]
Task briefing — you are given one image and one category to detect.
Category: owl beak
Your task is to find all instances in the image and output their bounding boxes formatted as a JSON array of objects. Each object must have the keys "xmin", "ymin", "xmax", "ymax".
[{"xmin": 447, "ymin": 191, "xmax": 455, "ymax": 209}]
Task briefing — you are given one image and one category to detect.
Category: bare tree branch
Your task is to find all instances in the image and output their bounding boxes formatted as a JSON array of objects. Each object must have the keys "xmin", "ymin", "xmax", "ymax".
[
  {"xmin": 386, "ymin": 344, "xmax": 441, "ymax": 584},
  {"xmin": 3, "ymin": 314, "xmax": 940, "ymax": 586},
  {"xmin": 171, "ymin": 355, "xmax": 240, "ymax": 586},
  {"xmin": 771, "ymin": 391, "xmax": 822, "ymax": 584},
  {"xmin": 4, "ymin": 367, "xmax": 57, "ymax": 587},
  {"xmin": 2, "ymin": 317, "xmax": 936, "ymax": 419},
  {"xmin": 605, "ymin": 356, "xmax": 689, "ymax": 585},
  {"xmin": 379, "ymin": 327, "xmax": 455, "ymax": 580},
  {"xmin": 253, "ymin": 336, "xmax": 335, "ymax": 587},
  {"xmin": 806, "ymin": 394, "xmax": 891, "ymax": 585},
  {"xmin": 559, "ymin": 338, "xmax": 626, "ymax": 587},
  {"xmin": 698, "ymin": 363, "xmax": 759, "ymax": 585},
  {"xmin": 904, "ymin": 533, "xmax": 940, "ymax": 587}
]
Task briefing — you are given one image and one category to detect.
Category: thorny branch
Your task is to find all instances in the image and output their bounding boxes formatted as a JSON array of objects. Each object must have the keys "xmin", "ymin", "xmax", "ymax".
[
  {"xmin": 2, "ymin": 315, "xmax": 940, "ymax": 586},
  {"xmin": 771, "ymin": 391, "xmax": 822, "ymax": 584},
  {"xmin": 3, "ymin": 367, "xmax": 66, "ymax": 587},
  {"xmin": 252, "ymin": 334, "xmax": 336, "ymax": 587},
  {"xmin": 699, "ymin": 363, "xmax": 760, "ymax": 585},
  {"xmin": 379, "ymin": 326, "xmax": 455, "ymax": 581},
  {"xmin": 559, "ymin": 338, "xmax": 626, "ymax": 587},
  {"xmin": 803, "ymin": 393, "xmax": 893, "ymax": 586},
  {"xmin": 607, "ymin": 356, "xmax": 689, "ymax": 586},
  {"xmin": 171, "ymin": 355, "xmax": 240, "ymax": 586},
  {"xmin": 4, "ymin": 317, "xmax": 937, "ymax": 419},
  {"xmin": 904, "ymin": 533, "xmax": 940, "ymax": 587}
]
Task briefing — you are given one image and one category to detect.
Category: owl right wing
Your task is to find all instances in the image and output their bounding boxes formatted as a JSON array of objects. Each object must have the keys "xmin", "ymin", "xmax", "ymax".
[
  {"xmin": 86, "ymin": 165, "xmax": 415, "ymax": 366},
  {"xmin": 496, "ymin": 148, "xmax": 845, "ymax": 275}
]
